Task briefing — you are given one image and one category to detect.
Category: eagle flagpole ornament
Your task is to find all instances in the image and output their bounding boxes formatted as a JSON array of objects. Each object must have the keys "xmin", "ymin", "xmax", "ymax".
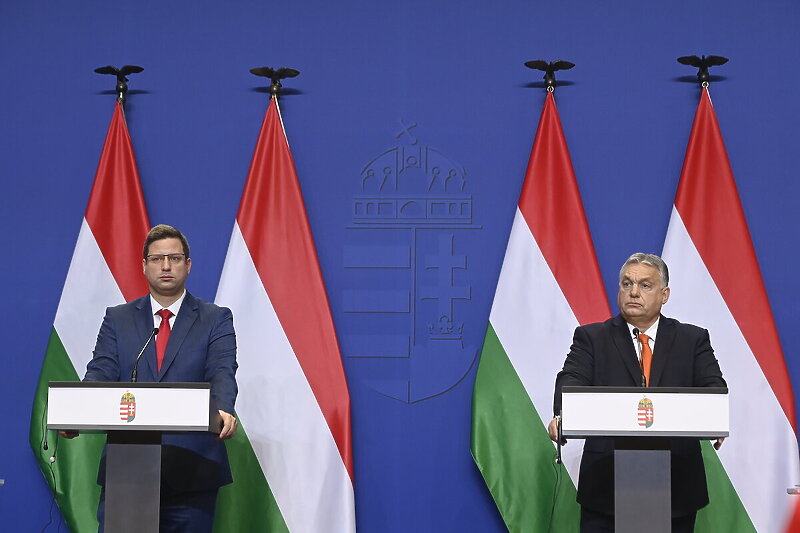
[
  {"xmin": 524, "ymin": 59, "xmax": 575, "ymax": 92},
  {"xmin": 677, "ymin": 54, "xmax": 729, "ymax": 87},
  {"xmin": 93, "ymin": 65, "xmax": 144, "ymax": 105},
  {"xmin": 249, "ymin": 66, "xmax": 300, "ymax": 99}
]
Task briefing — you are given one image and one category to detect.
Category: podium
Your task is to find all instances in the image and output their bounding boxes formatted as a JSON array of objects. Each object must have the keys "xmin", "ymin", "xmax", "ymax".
[
  {"xmin": 47, "ymin": 382, "xmax": 221, "ymax": 533},
  {"xmin": 560, "ymin": 386, "xmax": 728, "ymax": 533}
]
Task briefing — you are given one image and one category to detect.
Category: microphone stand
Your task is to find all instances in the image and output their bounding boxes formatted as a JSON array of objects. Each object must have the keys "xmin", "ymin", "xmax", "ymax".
[{"xmin": 131, "ymin": 328, "xmax": 159, "ymax": 382}]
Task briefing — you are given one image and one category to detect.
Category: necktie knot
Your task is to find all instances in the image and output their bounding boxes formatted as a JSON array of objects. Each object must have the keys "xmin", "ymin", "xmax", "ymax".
[
  {"xmin": 637, "ymin": 333, "xmax": 650, "ymax": 345},
  {"xmin": 157, "ymin": 309, "xmax": 173, "ymax": 322}
]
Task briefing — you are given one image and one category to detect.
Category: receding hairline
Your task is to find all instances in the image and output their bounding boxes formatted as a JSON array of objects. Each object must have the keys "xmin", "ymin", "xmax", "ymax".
[{"xmin": 619, "ymin": 253, "xmax": 669, "ymax": 287}]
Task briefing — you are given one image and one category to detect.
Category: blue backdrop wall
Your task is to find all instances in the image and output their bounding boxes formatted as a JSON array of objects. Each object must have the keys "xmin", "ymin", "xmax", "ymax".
[{"xmin": 2, "ymin": 1, "xmax": 799, "ymax": 531}]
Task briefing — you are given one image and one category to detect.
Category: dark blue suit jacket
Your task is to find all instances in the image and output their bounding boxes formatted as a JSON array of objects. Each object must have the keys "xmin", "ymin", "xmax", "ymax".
[
  {"xmin": 84, "ymin": 292, "xmax": 238, "ymax": 491},
  {"xmin": 553, "ymin": 314, "xmax": 726, "ymax": 516}
]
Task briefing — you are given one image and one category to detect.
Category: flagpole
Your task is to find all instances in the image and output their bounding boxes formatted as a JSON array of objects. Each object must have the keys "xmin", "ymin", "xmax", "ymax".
[
  {"xmin": 29, "ymin": 62, "xmax": 151, "ymax": 533},
  {"xmin": 669, "ymin": 52, "xmax": 800, "ymax": 532},
  {"xmin": 249, "ymin": 66, "xmax": 300, "ymax": 143},
  {"xmin": 471, "ymin": 56, "xmax": 608, "ymax": 533},
  {"xmin": 214, "ymin": 63, "xmax": 356, "ymax": 533},
  {"xmin": 523, "ymin": 58, "xmax": 576, "ymax": 465}
]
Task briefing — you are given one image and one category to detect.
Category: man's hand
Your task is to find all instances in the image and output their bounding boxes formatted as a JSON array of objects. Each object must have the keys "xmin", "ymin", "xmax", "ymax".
[
  {"xmin": 548, "ymin": 417, "xmax": 565, "ymax": 445},
  {"xmin": 714, "ymin": 437, "xmax": 725, "ymax": 450},
  {"xmin": 58, "ymin": 430, "xmax": 79, "ymax": 439},
  {"xmin": 217, "ymin": 410, "xmax": 238, "ymax": 440}
]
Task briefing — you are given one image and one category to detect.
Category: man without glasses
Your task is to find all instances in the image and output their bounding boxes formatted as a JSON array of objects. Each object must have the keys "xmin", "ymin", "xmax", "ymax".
[{"xmin": 548, "ymin": 252, "xmax": 725, "ymax": 533}]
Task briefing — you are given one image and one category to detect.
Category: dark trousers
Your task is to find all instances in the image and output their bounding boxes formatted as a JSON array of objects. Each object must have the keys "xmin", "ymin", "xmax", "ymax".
[
  {"xmin": 581, "ymin": 506, "xmax": 697, "ymax": 533},
  {"xmin": 98, "ymin": 485, "xmax": 219, "ymax": 533}
]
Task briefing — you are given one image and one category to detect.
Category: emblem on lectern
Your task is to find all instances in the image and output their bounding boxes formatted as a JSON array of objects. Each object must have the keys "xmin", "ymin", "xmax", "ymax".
[
  {"xmin": 119, "ymin": 392, "xmax": 136, "ymax": 422},
  {"xmin": 637, "ymin": 397, "xmax": 654, "ymax": 428}
]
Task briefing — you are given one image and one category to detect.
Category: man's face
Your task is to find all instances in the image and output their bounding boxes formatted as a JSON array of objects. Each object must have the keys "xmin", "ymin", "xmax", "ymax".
[
  {"xmin": 617, "ymin": 263, "xmax": 669, "ymax": 328},
  {"xmin": 142, "ymin": 237, "xmax": 191, "ymax": 298}
]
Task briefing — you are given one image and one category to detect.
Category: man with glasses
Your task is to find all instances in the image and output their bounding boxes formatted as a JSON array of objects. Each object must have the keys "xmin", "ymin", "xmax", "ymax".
[
  {"xmin": 547, "ymin": 253, "xmax": 726, "ymax": 533},
  {"xmin": 83, "ymin": 224, "xmax": 238, "ymax": 532}
]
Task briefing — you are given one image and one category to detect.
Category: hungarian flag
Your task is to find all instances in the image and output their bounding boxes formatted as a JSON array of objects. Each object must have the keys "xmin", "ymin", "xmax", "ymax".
[
  {"xmin": 28, "ymin": 101, "xmax": 150, "ymax": 532},
  {"xmin": 662, "ymin": 87, "xmax": 800, "ymax": 532},
  {"xmin": 471, "ymin": 91, "xmax": 610, "ymax": 532},
  {"xmin": 214, "ymin": 97, "xmax": 356, "ymax": 532}
]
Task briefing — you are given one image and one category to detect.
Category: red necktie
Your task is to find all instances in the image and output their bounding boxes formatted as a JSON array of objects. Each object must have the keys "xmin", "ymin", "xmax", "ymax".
[
  {"xmin": 638, "ymin": 333, "xmax": 652, "ymax": 386},
  {"xmin": 156, "ymin": 309, "xmax": 173, "ymax": 372}
]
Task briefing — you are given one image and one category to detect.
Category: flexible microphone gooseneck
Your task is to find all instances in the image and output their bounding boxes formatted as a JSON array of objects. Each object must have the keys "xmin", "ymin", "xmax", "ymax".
[
  {"xmin": 632, "ymin": 327, "xmax": 646, "ymax": 387},
  {"xmin": 131, "ymin": 327, "xmax": 159, "ymax": 382}
]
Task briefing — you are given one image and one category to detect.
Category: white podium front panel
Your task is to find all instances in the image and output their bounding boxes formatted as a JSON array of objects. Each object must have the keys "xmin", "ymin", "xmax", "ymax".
[
  {"xmin": 47, "ymin": 382, "xmax": 212, "ymax": 431},
  {"xmin": 561, "ymin": 386, "xmax": 728, "ymax": 438}
]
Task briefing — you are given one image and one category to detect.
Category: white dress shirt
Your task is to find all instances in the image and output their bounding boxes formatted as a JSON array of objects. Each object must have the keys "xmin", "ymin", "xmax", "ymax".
[
  {"xmin": 625, "ymin": 316, "xmax": 659, "ymax": 365},
  {"xmin": 149, "ymin": 290, "xmax": 186, "ymax": 329}
]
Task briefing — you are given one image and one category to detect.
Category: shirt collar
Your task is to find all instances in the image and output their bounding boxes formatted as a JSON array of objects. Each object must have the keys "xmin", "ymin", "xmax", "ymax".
[
  {"xmin": 150, "ymin": 290, "xmax": 186, "ymax": 318},
  {"xmin": 625, "ymin": 316, "xmax": 660, "ymax": 342}
]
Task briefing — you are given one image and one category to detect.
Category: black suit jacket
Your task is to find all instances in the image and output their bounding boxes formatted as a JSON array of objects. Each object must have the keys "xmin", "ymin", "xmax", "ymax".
[{"xmin": 553, "ymin": 314, "xmax": 726, "ymax": 515}]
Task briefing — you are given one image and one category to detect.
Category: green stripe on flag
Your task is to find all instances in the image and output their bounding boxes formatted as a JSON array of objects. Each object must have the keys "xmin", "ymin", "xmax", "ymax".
[
  {"xmin": 215, "ymin": 421, "xmax": 289, "ymax": 532},
  {"xmin": 471, "ymin": 323, "xmax": 580, "ymax": 533},
  {"xmin": 695, "ymin": 440, "xmax": 756, "ymax": 533},
  {"xmin": 29, "ymin": 328, "xmax": 104, "ymax": 533}
]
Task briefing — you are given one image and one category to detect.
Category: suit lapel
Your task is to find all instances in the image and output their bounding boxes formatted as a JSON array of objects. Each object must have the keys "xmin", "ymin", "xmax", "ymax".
[
  {"xmin": 134, "ymin": 297, "xmax": 157, "ymax": 380},
  {"xmin": 611, "ymin": 315, "xmax": 643, "ymax": 385},
  {"xmin": 157, "ymin": 292, "xmax": 198, "ymax": 380},
  {"xmin": 650, "ymin": 315, "xmax": 675, "ymax": 387}
]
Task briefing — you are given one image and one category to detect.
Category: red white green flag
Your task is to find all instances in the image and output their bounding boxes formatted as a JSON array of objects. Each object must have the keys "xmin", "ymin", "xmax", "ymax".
[
  {"xmin": 471, "ymin": 91, "xmax": 611, "ymax": 532},
  {"xmin": 662, "ymin": 86, "xmax": 800, "ymax": 532},
  {"xmin": 214, "ymin": 97, "xmax": 356, "ymax": 533},
  {"xmin": 28, "ymin": 101, "xmax": 150, "ymax": 532}
]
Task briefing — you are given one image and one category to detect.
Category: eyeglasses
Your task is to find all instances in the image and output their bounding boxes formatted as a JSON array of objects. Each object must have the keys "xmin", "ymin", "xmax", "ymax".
[{"xmin": 146, "ymin": 253, "xmax": 186, "ymax": 265}]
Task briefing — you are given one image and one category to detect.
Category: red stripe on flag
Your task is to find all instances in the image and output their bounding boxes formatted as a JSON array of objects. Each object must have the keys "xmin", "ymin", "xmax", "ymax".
[
  {"xmin": 84, "ymin": 102, "xmax": 150, "ymax": 302},
  {"xmin": 675, "ymin": 88, "xmax": 796, "ymax": 431},
  {"xmin": 786, "ymin": 498, "xmax": 800, "ymax": 532},
  {"xmin": 517, "ymin": 92, "xmax": 611, "ymax": 325},
  {"xmin": 236, "ymin": 99, "xmax": 354, "ymax": 479}
]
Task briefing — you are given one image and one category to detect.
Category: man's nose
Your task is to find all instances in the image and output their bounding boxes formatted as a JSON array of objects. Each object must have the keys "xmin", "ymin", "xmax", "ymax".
[
  {"xmin": 629, "ymin": 283, "xmax": 640, "ymax": 296},
  {"xmin": 161, "ymin": 258, "xmax": 172, "ymax": 270}
]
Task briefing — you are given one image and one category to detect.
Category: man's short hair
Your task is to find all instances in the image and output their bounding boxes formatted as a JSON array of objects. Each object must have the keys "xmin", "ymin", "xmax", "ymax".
[
  {"xmin": 619, "ymin": 253, "xmax": 669, "ymax": 287},
  {"xmin": 143, "ymin": 224, "xmax": 190, "ymax": 259}
]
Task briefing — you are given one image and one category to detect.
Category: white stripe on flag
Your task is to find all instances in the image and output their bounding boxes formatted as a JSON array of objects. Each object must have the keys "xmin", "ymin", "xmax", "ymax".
[
  {"xmin": 663, "ymin": 207, "xmax": 800, "ymax": 533},
  {"xmin": 54, "ymin": 218, "xmax": 124, "ymax": 373},
  {"xmin": 490, "ymin": 208, "xmax": 586, "ymax": 483},
  {"xmin": 215, "ymin": 222, "xmax": 355, "ymax": 533}
]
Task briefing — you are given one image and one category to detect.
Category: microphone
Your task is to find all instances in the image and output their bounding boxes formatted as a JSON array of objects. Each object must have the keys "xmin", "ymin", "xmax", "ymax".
[
  {"xmin": 131, "ymin": 328, "xmax": 159, "ymax": 382},
  {"xmin": 632, "ymin": 328, "xmax": 645, "ymax": 387}
]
